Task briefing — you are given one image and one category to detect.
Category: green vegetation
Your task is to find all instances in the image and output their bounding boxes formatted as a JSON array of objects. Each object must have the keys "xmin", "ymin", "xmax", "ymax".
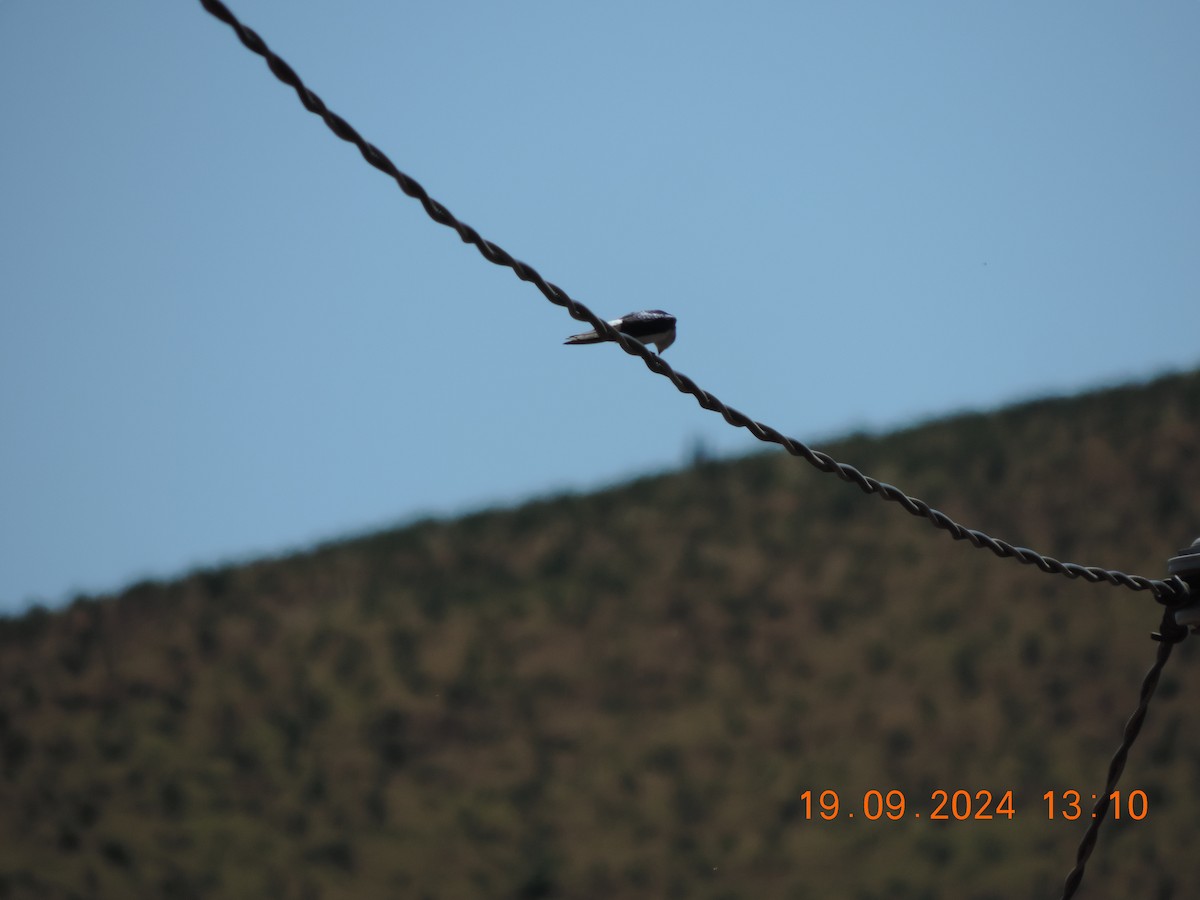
[{"xmin": 1, "ymin": 370, "xmax": 1198, "ymax": 899}]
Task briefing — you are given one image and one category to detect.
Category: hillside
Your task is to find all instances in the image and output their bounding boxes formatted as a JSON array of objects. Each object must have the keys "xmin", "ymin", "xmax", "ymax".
[{"xmin": 1, "ymin": 369, "xmax": 1198, "ymax": 899}]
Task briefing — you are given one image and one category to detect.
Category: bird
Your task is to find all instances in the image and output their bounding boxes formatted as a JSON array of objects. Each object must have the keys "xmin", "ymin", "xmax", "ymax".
[{"xmin": 563, "ymin": 309, "xmax": 677, "ymax": 354}]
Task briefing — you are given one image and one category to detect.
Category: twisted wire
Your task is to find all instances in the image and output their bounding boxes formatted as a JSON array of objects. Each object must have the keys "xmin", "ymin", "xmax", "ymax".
[
  {"xmin": 1060, "ymin": 606, "xmax": 1190, "ymax": 898},
  {"xmin": 198, "ymin": 0, "xmax": 1183, "ymax": 603}
]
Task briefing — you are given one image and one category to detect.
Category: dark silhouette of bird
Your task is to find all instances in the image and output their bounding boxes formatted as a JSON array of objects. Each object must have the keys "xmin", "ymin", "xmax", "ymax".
[{"xmin": 564, "ymin": 309, "xmax": 677, "ymax": 354}]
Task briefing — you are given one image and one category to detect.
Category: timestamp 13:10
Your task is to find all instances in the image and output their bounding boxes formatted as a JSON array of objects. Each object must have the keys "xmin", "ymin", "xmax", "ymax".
[{"xmin": 800, "ymin": 789, "xmax": 1149, "ymax": 821}]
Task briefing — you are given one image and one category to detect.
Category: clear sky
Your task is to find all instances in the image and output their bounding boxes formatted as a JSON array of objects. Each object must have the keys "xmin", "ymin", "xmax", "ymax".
[{"xmin": 2, "ymin": 2, "xmax": 1197, "ymax": 614}]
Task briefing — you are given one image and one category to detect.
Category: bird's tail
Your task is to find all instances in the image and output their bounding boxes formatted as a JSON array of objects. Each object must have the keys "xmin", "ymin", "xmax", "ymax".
[{"xmin": 564, "ymin": 330, "xmax": 605, "ymax": 345}]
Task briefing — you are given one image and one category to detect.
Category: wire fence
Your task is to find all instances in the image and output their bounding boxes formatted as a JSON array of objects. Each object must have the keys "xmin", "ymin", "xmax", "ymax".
[
  {"xmin": 1060, "ymin": 603, "xmax": 1188, "ymax": 898},
  {"xmin": 197, "ymin": 2, "xmax": 1194, "ymax": 896}
]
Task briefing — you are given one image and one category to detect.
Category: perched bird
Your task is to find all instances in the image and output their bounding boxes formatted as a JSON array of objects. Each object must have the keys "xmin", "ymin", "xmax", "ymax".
[{"xmin": 564, "ymin": 309, "xmax": 677, "ymax": 354}]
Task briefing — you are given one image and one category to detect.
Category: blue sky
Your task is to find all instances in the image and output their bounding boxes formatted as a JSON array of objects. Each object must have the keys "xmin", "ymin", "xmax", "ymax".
[{"xmin": 2, "ymin": 2, "xmax": 1197, "ymax": 614}]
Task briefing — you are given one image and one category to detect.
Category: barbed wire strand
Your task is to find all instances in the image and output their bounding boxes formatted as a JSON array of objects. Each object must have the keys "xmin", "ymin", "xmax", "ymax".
[
  {"xmin": 1060, "ymin": 607, "xmax": 1190, "ymax": 899},
  {"xmin": 197, "ymin": 0, "xmax": 1186, "ymax": 605}
]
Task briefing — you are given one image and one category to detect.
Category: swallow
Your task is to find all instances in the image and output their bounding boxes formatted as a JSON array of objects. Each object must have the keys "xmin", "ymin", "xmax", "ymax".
[{"xmin": 564, "ymin": 309, "xmax": 677, "ymax": 354}]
